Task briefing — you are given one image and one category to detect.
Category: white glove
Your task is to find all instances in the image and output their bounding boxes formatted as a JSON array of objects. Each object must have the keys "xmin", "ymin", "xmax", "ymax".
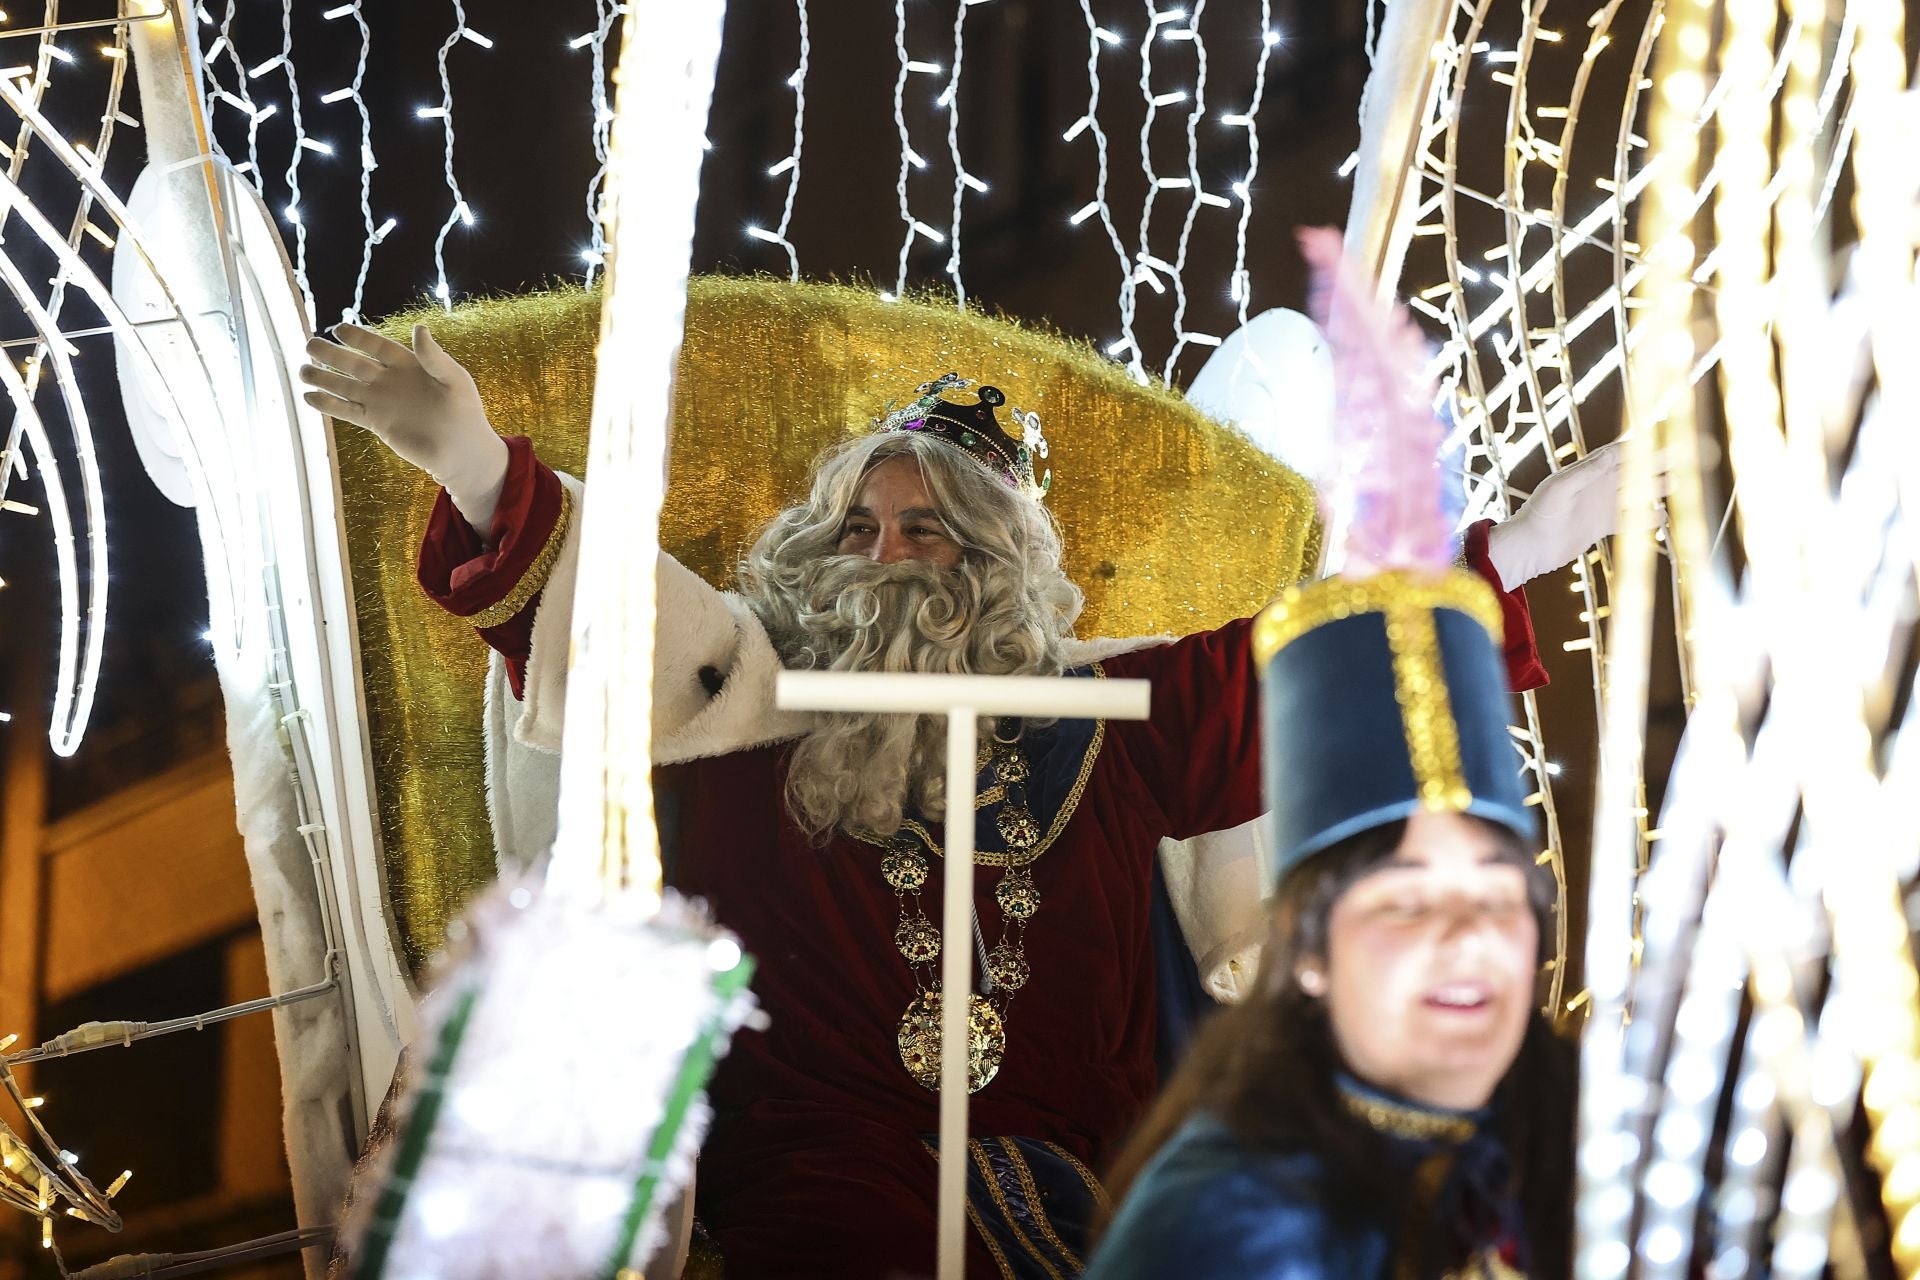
[
  {"xmin": 1485, "ymin": 440, "xmax": 1633, "ymax": 589},
  {"xmin": 299, "ymin": 322, "xmax": 510, "ymax": 535},
  {"xmin": 1183, "ymin": 307, "xmax": 1336, "ymax": 483}
]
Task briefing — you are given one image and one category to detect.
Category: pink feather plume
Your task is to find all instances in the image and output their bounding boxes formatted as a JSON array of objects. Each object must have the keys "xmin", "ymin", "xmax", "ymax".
[{"xmin": 1296, "ymin": 226, "xmax": 1457, "ymax": 576}]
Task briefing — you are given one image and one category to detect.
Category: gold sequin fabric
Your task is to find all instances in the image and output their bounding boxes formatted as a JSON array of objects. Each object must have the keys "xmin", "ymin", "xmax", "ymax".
[{"xmin": 340, "ymin": 278, "xmax": 1321, "ymax": 971}]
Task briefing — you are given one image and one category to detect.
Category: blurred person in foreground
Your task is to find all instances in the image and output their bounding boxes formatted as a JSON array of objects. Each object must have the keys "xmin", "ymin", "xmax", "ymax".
[{"xmin": 1085, "ymin": 230, "xmax": 1577, "ymax": 1280}]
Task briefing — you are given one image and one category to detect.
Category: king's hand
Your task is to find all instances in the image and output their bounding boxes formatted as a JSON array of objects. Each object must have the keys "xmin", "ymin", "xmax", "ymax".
[
  {"xmin": 299, "ymin": 322, "xmax": 510, "ymax": 534},
  {"xmin": 1485, "ymin": 440, "xmax": 1663, "ymax": 588}
]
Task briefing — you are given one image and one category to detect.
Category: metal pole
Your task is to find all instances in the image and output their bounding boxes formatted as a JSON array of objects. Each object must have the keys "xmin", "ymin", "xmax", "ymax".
[{"xmin": 938, "ymin": 708, "xmax": 978, "ymax": 1280}]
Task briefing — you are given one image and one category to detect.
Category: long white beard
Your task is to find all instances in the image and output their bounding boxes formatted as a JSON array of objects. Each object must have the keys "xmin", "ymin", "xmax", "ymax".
[{"xmin": 751, "ymin": 556, "xmax": 1057, "ymax": 840}]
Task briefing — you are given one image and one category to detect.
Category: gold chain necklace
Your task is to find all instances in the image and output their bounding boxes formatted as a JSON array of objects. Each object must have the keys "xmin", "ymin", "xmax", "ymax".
[{"xmin": 882, "ymin": 727, "xmax": 1040, "ymax": 1093}]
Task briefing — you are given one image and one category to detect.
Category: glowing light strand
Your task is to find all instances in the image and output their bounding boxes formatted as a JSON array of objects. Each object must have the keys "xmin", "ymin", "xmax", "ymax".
[
  {"xmin": 324, "ymin": 1, "xmax": 378, "ymax": 324},
  {"xmin": 269, "ymin": 0, "xmax": 314, "ymax": 321},
  {"xmin": 580, "ymin": 0, "xmax": 617, "ymax": 286},
  {"xmin": 1229, "ymin": 0, "xmax": 1273, "ymax": 325},
  {"xmin": 890, "ymin": 0, "xmax": 917, "ymax": 298},
  {"xmin": 754, "ymin": 0, "xmax": 807, "ymax": 283},
  {"xmin": 428, "ymin": 1, "xmax": 475, "ymax": 309},
  {"xmin": 1069, "ymin": 1, "xmax": 1136, "ymax": 363},
  {"xmin": 1160, "ymin": 0, "xmax": 1211, "ymax": 383},
  {"xmin": 942, "ymin": 0, "xmax": 967, "ymax": 305},
  {"xmin": 1119, "ymin": 5, "xmax": 1166, "ymax": 385},
  {"xmin": 210, "ymin": 0, "xmax": 264, "ymax": 187}
]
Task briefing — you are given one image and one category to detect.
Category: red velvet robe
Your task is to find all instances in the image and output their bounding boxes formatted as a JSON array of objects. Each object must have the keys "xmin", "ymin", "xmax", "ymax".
[{"xmin": 416, "ymin": 439, "xmax": 1547, "ymax": 1277}]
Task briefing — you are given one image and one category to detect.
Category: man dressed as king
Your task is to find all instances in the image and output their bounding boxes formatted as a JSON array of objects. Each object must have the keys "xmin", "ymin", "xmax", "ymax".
[{"xmin": 299, "ymin": 312, "xmax": 1618, "ymax": 1277}]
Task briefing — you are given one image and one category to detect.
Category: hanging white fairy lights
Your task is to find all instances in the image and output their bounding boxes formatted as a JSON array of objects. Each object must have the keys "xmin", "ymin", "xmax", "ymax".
[
  {"xmin": 1158, "ymin": 0, "xmax": 1226, "ymax": 381},
  {"xmin": 1226, "ymin": 5, "xmax": 1275, "ymax": 326},
  {"xmin": 889, "ymin": 0, "xmax": 947, "ymax": 299},
  {"xmin": 941, "ymin": 0, "xmax": 970, "ymax": 305},
  {"xmin": 745, "ymin": 0, "xmax": 808, "ymax": 283},
  {"xmin": 577, "ymin": 0, "xmax": 618, "ymax": 285},
  {"xmin": 204, "ymin": 0, "xmax": 266, "ymax": 185},
  {"xmin": 426, "ymin": 0, "xmax": 483, "ymax": 309},
  {"xmin": 316, "ymin": 0, "xmax": 379, "ymax": 325},
  {"xmin": 1116, "ymin": 8, "xmax": 1174, "ymax": 384},
  {"xmin": 1066, "ymin": 5, "xmax": 1136, "ymax": 365},
  {"xmin": 257, "ymin": 0, "xmax": 316, "ymax": 322}
]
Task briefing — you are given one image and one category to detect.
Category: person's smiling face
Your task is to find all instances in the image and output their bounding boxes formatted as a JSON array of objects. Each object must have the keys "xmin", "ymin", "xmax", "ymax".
[
  {"xmin": 835, "ymin": 455, "xmax": 964, "ymax": 570},
  {"xmin": 1317, "ymin": 810, "xmax": 1538, "ymax": 1110}
]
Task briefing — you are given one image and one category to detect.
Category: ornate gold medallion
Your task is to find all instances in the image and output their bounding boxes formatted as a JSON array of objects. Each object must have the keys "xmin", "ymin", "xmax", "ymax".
[
  {"xmin": 986, "ymin": 942, "xmax": 1030, "ymax": 991},
  {"xmin": 995, "ymin": 869, "xmax": 1040, "ymax": 920},
  {"xmin": 997, "ymin": 804, "xmax": 1041, "ymax": 850},
  {"xmin": 894, "ymin": 916, "xmax": 941, "ymax": 963},
  {"xmin": 882, "ymin": 849, "xmax": 930, "ymax": 892},
  {"xmin": 993, "ymin": 748, "xmax": 1031, "ymax": 784},
  {"xmin": 897, "ymin": 990, "xmax": 1006, "ymax": 1093}
]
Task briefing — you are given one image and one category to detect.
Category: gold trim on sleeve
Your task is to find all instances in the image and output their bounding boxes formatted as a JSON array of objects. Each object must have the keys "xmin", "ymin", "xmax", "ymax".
[{"xmin": 462, "ymin": 481, "xmax": 575, "ymax": 630}]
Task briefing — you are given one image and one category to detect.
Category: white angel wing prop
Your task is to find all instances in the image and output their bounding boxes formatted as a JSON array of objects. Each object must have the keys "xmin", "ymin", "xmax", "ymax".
[
  {"xmin": 1183, "ymin": 306, "xmax": 1335, "ymax": 487},
  {"xmin": 1, "ymin": 9, "xmax": 410, "ymax": 1264}
]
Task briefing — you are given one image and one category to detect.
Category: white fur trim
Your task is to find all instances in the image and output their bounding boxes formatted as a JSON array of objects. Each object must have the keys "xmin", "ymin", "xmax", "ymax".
[{"xmin": 1157, "ymin": 822, "xmax": 1269, "ymax": 1004}]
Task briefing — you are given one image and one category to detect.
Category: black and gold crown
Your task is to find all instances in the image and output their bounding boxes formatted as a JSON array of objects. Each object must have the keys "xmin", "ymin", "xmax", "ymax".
[{"xmin": 875, "ymin": 373, "xmax": 1052, "ymax": 501}]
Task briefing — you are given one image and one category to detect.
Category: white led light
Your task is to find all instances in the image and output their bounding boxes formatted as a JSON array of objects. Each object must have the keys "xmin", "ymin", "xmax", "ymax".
[
  {"xmin": 458, "ymin": 28, "xmax": 494, "ymax": 49},
  {"xmin": 319, "ymin": 87, "xmax": 354, "ymax": 104},
  {"xmin": 767, "ymin": 156, "xmax": 797, "ymax": 177},
  {"xmin": 372, "ymin": 217, "xmax": 397, "ymax": 243},
  {"xmin": 45, "ymin": 45, "xmax": 72, "ymax": 65},
  {"xmin": 1069, "ymin": 200, "xmax": 1100, "ymax": 225},
  {"xmin": 1151, "ymin": 89, "xmax": 1187, "ymax": 106},
  {"xmin": 299, "ymin": 138, "xmax": 333, "ymax": 155},
  {"xmin": 454, "ymin": 200, "xmax": 474, "ymax": 226},
  {"xmin": 569, "ymin": 32, "xmax": 595, "ymax": 50},
  {"xmin": 1062, "ymin": 116, "xmax": 1091, "ymax": 142},
  {"xmin": 1093, "ymin": 26, "xmax": 1122, "ymax": 44},
  {"xmin": 905, "ymin": 60, "xmax": 942, "ymax": 74},
  {"xmin": 322, "ymin": 2, "xmax": 356, "ymax": 17},
  {"xmin": 247, "ymin": 54, "xmax": 285, "ymax": 78},
  {"xmin": 416, "ymin": 105, "xmax": 448, "ymax": 119}
]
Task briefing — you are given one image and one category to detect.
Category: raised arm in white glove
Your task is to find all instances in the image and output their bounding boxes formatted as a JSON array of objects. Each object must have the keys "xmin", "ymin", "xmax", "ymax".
[
  {"xmin": 298, "ymin": 322, "xmax": 510, "ymax": 537},
  {"xmin": 1483, "ymin": 440, "xmax": 1638, "ymax": 589}
]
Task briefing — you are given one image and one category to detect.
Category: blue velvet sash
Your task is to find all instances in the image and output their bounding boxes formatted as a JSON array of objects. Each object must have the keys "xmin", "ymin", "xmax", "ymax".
[{"xmin": 922, "ymin": 1134, "xmax": 1108, "ymax": 1278}]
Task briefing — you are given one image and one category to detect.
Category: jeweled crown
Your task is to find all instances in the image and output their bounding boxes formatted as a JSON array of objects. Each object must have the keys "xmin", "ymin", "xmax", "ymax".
[{"xmin": 875, "ymin": 373, "xmax": 1052, "ymax": 502}]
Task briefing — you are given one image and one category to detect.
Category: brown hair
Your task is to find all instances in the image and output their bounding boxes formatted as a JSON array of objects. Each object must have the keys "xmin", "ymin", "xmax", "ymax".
[{"xmin": 1102, "ymin": 817, "xmax": 1576, "ymax": 1279}]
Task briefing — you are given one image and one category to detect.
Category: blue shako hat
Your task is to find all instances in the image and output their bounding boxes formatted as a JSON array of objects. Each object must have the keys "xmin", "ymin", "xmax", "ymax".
[{"xmin": 1254, "ymin": 569, "xmax": 1537, "ymax": 893}]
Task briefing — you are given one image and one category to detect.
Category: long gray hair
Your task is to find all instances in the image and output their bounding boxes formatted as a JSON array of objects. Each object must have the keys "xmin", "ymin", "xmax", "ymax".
[{"xmin": 737, "ymin": 431, "xmax": 1083, "ymax": 839}]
